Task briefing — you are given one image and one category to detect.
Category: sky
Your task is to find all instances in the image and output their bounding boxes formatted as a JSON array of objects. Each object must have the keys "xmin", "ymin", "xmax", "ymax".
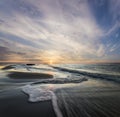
[{"xmin": 0, "ymin": 0, "xmax": 120, "ymax": 64}]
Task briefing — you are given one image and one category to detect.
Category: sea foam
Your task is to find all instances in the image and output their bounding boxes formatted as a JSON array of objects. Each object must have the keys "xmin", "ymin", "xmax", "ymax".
[
  {"xmin": 22, "ymin": 77, "xmax": 87, "ymax": 117},
  {"xmin": 22, "ymin": 84, "xmax": 63, "ymax": 117}
]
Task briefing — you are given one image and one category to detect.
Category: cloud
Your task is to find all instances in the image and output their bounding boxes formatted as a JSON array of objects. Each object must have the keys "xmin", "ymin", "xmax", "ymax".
[
  {"xmin": 0, "ymin": 0, "xmax": 120, "ymax": 63},
  {"xmin": 0, "ymin": 46, "xmax": 25, "ymax": 61}
]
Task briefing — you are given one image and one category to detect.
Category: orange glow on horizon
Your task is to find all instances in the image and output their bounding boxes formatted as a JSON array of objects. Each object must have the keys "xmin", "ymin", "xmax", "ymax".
[{"xmin": 0, "ymin": 58, "xmax": 120, "ymax": 64}]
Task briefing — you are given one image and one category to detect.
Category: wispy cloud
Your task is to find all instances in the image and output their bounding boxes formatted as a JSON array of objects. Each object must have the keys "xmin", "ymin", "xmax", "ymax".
[{"xmin": 0, "ymin": 0, "xmax": 120, "ymax": 63}]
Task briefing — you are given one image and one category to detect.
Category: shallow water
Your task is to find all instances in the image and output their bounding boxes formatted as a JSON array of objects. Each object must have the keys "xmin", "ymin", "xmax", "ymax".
[{"xmin": 56, "ymin": 79, "xmax": 120, "ymax": 117}]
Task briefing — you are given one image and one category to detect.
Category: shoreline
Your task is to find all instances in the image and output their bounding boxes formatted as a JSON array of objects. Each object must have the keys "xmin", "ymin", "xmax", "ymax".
[
  {"xmin": 0, "ymin": 89, "xmax": 56, "ymax": 117},
  {"xmin": 0, "ymin": 64, "xmax": 120, "ymax": 117},
  {"xmin": 0, "ymin": 78, "xmax": 120, "ymax": 117}
]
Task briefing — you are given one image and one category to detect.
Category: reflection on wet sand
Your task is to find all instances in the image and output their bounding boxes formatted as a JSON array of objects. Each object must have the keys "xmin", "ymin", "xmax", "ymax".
[{"xmin": 56, "ymin": 79, "xmax": 120, "ymax": 117}]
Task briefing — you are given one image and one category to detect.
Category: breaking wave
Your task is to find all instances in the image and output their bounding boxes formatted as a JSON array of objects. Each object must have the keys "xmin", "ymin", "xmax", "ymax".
[{"xmin": 52, "ymin": 66, "xmax": 120, "ymax": 83}]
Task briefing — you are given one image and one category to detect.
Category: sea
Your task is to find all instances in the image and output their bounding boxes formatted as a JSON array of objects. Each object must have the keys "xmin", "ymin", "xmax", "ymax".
[{"xmin": 0, "ymin": 63, "xmax": 120, "ymax": 117}]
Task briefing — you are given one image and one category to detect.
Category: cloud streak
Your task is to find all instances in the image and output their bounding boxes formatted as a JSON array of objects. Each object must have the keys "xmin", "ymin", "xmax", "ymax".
[{"xmin": 0, "ymin": 0, "xmax": 120, "ymax": 63}]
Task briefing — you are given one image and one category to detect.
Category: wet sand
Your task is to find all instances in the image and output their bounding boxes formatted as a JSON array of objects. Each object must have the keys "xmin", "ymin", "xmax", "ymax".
[
  {"xmin": 8, "ymin": 71, "xmax": 53, "ymax": 79},
  {"xmin": 56, "ymin": 79, "xmax": 120, "ymax": 117},
  {"xmin": 0, "ymin": 64, "xmax": 120, "ymax": 117},
  {"xmin": 0, "ymin": 89, "xmax": 56, "ymax": 117},
  {"xmin": 0, "ymin": 79, "xmax": 119, "ymax": 117}
]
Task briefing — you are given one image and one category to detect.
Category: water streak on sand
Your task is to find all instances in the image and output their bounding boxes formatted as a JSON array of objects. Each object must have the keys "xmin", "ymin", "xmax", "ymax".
[
  {"xmin": 22, "ymin": 85, "xmax": 63, "ymax": 117},
  {"xmin": 22, "ymin": 76, "xmax": 87, "ymax": 117}
]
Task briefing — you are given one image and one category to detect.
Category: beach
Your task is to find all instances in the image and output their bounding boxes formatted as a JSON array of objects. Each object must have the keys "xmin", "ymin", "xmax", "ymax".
[
  {"xmin": 0, "ymin": 89, "xmax": 56, "ymax": 117},
  {"xmin": 56, "ymin": 79, "xmax": 120, "ymax": 117},
  {"xmin": 1, "ymin": 0, "xmax": 120, "ymax": 117},
  {"xmin": 0, "ymin": 64, "xmax": 120, "ymax": 117},
  {"xmin": 0, "ymin": 79, "xmax": 120, "ymax": 117}
]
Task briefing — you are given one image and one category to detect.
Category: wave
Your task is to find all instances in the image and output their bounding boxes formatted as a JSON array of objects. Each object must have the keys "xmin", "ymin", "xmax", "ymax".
[
  {"xmin": 51, "ymin": 66, "xmax": 120, "ymax": 83},
  {"xmin": 2, "ymin": 64, "xmax": 53, "ymax": 72},
  {"xmin": 32, "ymin": 77, "xmax": 88, "ymax": 85}
]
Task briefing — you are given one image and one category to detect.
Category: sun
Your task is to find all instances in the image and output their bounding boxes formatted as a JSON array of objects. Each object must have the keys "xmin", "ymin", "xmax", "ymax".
[{"xmin": 49, "ymin": 60, "xmax": 53, "ymax": 65}]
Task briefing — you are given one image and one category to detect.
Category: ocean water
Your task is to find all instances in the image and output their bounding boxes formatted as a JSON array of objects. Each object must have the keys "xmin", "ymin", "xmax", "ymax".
[
  {"xmin": 0, "ymin": 63, "xmax": 120, "ymax": 117},
  {"xmin": 53, "ymin": 63, "xmax": 120, "ymax": 82},
  {"xmin": 56, "ymin": 63, "xmax": 120, "ymax": 75}
]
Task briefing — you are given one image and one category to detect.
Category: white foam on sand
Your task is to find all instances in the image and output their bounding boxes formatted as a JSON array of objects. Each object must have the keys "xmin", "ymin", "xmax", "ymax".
[
  {"xmin": 22, "ymin": 77, "xmax": 87, "ymax": 117},
  {"xmin": 22, "ymin": 85, "xmax": 63, "ymax": 117}
]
